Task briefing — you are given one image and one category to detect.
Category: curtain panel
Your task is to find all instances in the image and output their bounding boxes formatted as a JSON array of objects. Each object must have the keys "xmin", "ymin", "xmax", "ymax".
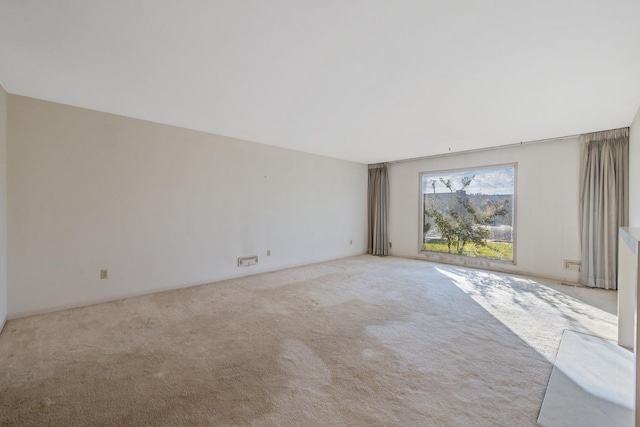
[
  {"xmin": 368, "ymin": 163, "xmax": 389, "ymax": 256},
  {"xmin": 579, "ymin": 128, "xmax": 629, "ymax": 289}
]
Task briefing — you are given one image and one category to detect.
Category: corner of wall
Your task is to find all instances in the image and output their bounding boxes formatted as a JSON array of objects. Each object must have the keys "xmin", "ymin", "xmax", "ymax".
[
  {"xmin": 0, "ymin": 83, "xmax": 7, "ymax": 330},
  {"xmin": 630, "ymin": 103, "xmax": 640, "ymax": 227}
]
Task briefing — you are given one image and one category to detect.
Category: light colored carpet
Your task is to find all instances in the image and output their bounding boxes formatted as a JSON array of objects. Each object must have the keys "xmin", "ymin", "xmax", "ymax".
[{"xmin": 0, "ymin": 256, "xmax": 617, "ymax": 426}]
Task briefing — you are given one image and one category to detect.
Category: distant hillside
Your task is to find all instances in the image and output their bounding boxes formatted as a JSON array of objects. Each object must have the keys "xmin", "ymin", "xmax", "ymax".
[{"xmin": 424, "ymin": 192, "xmax": 513, "ymax": 226}]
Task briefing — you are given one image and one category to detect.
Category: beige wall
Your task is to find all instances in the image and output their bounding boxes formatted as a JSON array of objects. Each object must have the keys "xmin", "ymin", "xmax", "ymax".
[
  {"xmin": 7, "ymin": 95, "xmax": 368, "ymax": 318},
  {"xmin": 388, "ymin": 137, "xmax": 582, "ymax": 283},
  {"xmin": 630, "ymin": 104, "xmax": 640, "ymax": 227},
  {"xmin": 0, "ymin": 85, "xmax": 6, "ymax": 328}
]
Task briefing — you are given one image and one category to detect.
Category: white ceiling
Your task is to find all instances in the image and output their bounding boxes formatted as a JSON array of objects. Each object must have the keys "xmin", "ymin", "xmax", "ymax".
[{"xmin": 1, "ymin": 1, "xmax": 639, "ymax": 164}]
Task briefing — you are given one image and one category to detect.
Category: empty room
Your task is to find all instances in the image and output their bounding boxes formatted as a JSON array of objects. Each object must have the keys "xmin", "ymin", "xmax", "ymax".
[{"xmin": 1, "ymin": 1, "xmax": 640, "ymax": 426}]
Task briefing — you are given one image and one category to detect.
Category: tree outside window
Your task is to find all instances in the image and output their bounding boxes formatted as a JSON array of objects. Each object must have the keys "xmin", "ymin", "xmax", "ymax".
[{"xmin": 421, "ymin": 165, "xmax": 515, "ymax": 261}]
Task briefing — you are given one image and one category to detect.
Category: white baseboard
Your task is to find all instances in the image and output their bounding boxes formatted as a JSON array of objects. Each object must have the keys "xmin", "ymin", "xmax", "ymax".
[{"xmin": 8, "ymin": 251, "xmax": 368, "ymax": 320}]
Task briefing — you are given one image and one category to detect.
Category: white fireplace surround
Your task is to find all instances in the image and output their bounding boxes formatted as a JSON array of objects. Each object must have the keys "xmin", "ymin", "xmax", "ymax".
[{"xmin": 618, "ymin": 227, "xmax": 640, "ymax": 425}]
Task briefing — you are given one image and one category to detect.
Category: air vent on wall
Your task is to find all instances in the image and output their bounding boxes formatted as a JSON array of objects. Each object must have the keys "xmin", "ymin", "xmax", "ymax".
[
  {"xmin": 563, "ymin": 260, "xmax": 581, "ymax": 272},
  {"xmin": 238, "ymin": 256, "xmax": 258, "ymax": 267}
]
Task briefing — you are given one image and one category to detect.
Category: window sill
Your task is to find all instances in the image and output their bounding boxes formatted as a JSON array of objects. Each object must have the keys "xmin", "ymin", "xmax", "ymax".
[{"xmin": 418, "ymin": 250, "xmax": 516, "ymax": 269}]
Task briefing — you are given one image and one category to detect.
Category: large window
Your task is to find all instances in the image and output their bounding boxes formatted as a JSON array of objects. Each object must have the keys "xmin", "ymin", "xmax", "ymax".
[{"xmin": 420, "ymin": 164, "xmax": 515, "ymax": 262}]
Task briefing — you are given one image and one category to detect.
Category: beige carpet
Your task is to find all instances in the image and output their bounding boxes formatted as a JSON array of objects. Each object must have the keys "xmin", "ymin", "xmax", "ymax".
[{"xmin": 0, "ymin": 256, "xmax": 616, "ymax": 426}]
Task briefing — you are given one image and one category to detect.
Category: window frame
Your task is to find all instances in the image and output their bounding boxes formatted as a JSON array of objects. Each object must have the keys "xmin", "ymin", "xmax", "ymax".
[{"xmin": 418, "ymin": 162, "xmax": 518, "ymax": 265}]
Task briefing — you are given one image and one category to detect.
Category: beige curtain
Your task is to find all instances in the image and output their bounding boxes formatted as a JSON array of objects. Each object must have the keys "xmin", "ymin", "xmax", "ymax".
[
  {"xmin": 579, "ymin": 128, "xmax": 629, "ymax": 289},
  {"xmin": 368, "ymin": 163, "xmax": 389, "ymax": 256}
]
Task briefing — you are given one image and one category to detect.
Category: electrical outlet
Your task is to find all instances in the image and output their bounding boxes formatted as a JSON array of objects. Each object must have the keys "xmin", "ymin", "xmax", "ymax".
[
  {"xmin": 267, "ymin": 250, "xmax": 271, "ymax": 256},
  {"xmin": 350, "ymin": 239, "xmax": 352, "ymax": 245},
  {"xmin": 100, "ymin": 269, "xmax": 108, "ymax": 279},
  {"xmin": 389, "ymin": 242, "xmax": 392, "ymax": 248}
]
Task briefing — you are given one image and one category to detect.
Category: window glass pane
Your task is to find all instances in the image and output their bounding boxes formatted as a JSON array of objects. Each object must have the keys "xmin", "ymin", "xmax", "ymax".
[{"xmin": 421, "ymin": 165, "xmax": 515, "ymax": 261}]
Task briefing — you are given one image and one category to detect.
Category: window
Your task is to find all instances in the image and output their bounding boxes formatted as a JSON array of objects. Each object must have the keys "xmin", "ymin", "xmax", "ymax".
[{"xmin": 420, "ymin": 164, "xmax": 515, "ymax": 262}]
